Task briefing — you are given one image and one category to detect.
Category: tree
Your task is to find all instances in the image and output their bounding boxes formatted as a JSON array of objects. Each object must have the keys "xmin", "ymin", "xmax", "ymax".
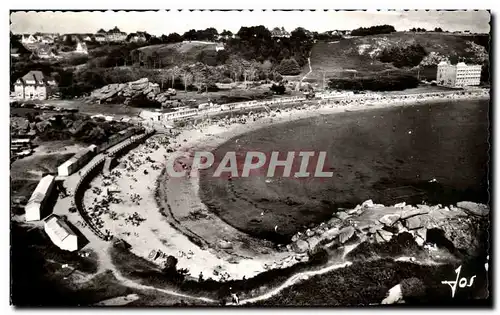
[
  {"xmin": 277, "ymin": 58, "xmax": 301, "ymax": 75},
  {"xmin": 180, "ymin": 66, "xmax": 194, "ymax": 92},
  {"xmin": 167, "ymin": 32, "xmax": 183, "ymax": 43},
  {"xmin": 261, "ymin": 60, "xmax": 273, "ymax": 80},
  {"xmin": 270, "ymin": 83, "xmax": 286, "ymax": 94},
  {"xmin": 434, "ymin": 27, "xmax": 443, "ymax": 32},
  {"xmin": 163, "ymin": 255, "xmax": 178, "ymax": 273},
  {"xmin": 227, "ymin": 56, "xmax": 244, "ymax": 82},
  {"xmin": 183, "ymin": 29, "xmax": 198, "ymax": 41},
  {"xmin": 351, "ymin": 25, "xmax": 396, "ymax": 36},
  {"xmin": 220, "ymin": 29, "xmax": 233, "ymax": 39}
]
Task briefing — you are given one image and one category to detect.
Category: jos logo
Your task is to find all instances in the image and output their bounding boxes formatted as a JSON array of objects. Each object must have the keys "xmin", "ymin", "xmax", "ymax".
[{"xmin": 441, "ymin": 265, "xmax": 476, "ymax": 298}]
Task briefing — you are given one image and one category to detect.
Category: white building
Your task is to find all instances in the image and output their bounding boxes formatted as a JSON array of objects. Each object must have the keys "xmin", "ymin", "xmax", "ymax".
[
  {"xmin": 215, "ymin": 43, "xmax": 225, "ymax": 52},
  {"xmin": 75, "ymin": 41, "xmax": 88, "ymax": 54},
  {"xmin": 437, "ymin": 61, "xmax": 482, "ymax": 88},
  {"xmin": 14, "ymin": 71, "xmax": 57, "ymax": 100},
  {"xmin": 44, "ymin": 214, "xmax": 78, "ymax": 252},
  {"xmin": 25, "ymin": 175, "xmax": 55, "ymax": 222}
]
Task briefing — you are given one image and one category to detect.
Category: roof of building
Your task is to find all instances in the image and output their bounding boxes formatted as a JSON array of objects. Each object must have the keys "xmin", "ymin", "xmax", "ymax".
[
  {"xmin": 27, "ymin": 192, "xmax": 46, "ymax": 206},
  {"xmin": 44, "ymin": 215, "xmax": 76, "ymax": 242},
  {"xmin": 271, "ymin": 27, "xmax": 290, "ymax": 37},
  {"xmin": 17, "ymin": 71, "xmax": 55, "ymax": 86},
  {"xmin": 26, "ymin": 175, "xmax": 54, "ymax": 207},
  {"xmin": 32, "ymin": 175, "xmax": 55, "ymax": 195}
]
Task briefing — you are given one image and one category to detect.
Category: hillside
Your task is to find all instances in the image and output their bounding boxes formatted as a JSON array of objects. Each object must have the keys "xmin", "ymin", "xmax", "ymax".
[
  {"xmin": 306, "ymin": 32, "xmax": 489, "ymax": 82},
  {"xmin": 137, "ymin": 41, "xmax": 218, "ymax": 67}
]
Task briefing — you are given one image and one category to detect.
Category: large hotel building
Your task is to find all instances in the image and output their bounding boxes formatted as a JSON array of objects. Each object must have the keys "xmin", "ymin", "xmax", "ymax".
[{"xmin": 436, "ymin": 61, "xmax": 482, "ymax": 88}]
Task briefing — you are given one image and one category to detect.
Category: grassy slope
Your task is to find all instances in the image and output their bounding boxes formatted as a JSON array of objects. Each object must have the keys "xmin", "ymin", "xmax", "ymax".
[
  {"xmin": 306, "ymin": 32, "xmax": 487, "ymax": 82},
  {"xmin": 137, "ymin": 41, "xmax": 217, "ymax": 67}
]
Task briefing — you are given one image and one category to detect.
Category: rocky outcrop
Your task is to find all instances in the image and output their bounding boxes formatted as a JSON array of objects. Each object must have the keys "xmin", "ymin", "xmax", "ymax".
[
  {"xmin": 288, "ymin": 201, "xmax": 489, "ymax": 258},
  {"xmin": 89, "ymin": 78, "xmax": 177, "ymax": 108}
]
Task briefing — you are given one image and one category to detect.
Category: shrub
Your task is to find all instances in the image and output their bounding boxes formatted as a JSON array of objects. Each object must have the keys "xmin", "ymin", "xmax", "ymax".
[
  {"xmin": 277, "ymin": 58, "xmax": 301, "ymax": 75},
  {"xmin": 270, "ymin": 83, "xmax": 286, "ymax": 95},
  {"xmin": 379, "ymin": 44, "xmax": 428, "ymax": 68}
]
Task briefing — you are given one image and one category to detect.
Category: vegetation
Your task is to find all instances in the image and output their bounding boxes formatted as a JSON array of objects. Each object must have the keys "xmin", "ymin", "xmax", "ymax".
[
  {"xmin": 10, "ymin": 111, "xmax": 132, "ymax": 144},
  {"xmin": 328, "ymin": 74, "xmax": 420, "ymax": 91},
  {"xmin": 379, "ymin": 43, "xmax": 428, "ymax": 68},
  {"xmin": 351, "ymin": 24, "xmax": 396, "ymax": 36},
  {"xmin": 276, "ymin": 58, "xmax": 301, "ymax": 75},
  {"xmin": 10, "ymin": 27, "xmax": 490, "ymax": 100}
]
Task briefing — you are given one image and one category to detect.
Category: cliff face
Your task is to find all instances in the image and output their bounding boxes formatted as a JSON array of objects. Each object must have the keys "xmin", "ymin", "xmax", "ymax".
[{"xmin": 288, "ymin": 200, "xmax": 489, "ymax": 259}]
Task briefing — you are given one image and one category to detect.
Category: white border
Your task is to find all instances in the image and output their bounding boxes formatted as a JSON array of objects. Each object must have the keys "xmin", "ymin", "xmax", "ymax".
[{"xmin": 2, "ymin": 1, "xmax": 497, "ymax": 314}]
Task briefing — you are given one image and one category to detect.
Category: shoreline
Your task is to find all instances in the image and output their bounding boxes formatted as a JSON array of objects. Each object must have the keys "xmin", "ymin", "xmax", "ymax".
[{"xmin": 159, "ymin": 90, "xmax": 489, "ymax": 279}]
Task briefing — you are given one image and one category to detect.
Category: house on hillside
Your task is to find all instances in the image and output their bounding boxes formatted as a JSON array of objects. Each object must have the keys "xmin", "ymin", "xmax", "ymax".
[
  {"xmin": 21, "ymin": 34, "xmax": 36, "ymax": 44},
  {"xmin": 35, "ymin": 45, "xmax": 55, "ymax": 59},
  {"xmin": 94, "ymin": 34, "xmax": 107, "ymax": 42},
  {"xmin": 271, "ymin": 27, "xmax": 291, "ymax": 38},
  {"xmin": 35, "ymin": 45, "xmax": 58, "ymax": 59},
  {"xmin": 40, "ymin": 35, "xmax": 55, "ymax": 44},
  {"xmin": 215, "ymin": 43, "xmax": 225, "ymax": 51},
  {"xmin": 82, "ymin": 34, "xmax": 93, "ymax": 42},
  {"xmin": 75, "ymin": 41, "xmax": 88, "ymax": 54},
  {"xmin": 127, "ymin": 32, "xmax": 147, "ymax": 43},
  {"xmin": 14, "ymin": 70, "xmax": 57, "ymax": 100},
  {"xmin": 105, "ymin": 26, "xmax": 127, "ymax": 42}
]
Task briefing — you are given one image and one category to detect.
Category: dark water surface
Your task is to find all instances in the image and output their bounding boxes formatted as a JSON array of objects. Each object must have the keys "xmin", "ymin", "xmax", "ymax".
[{"xmin": 199, "ymin": 100, "xmax": 490, "ymax": 243}]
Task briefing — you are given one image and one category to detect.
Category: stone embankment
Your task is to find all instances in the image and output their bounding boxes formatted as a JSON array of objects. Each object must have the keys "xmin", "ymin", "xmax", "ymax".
[
  {"xmin": 89, "ymin": 78, "xmax": 177, "ymax": 108},
  {"xmin": 287, "ymin": 200, "xmax": 489, "ymax": 257}
]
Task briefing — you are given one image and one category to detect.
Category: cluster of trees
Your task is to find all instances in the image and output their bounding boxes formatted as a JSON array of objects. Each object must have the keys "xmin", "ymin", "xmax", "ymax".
[
  {"xmin": 328, "ymin": 74, "xmax": 420, "ymax": 91},
  {"xmin": 351, "ymin": 25, "xmax": 396, "ymax": 36},
  {"xmin": 378, "ymin": 43, "xmax": 428, "ymax": 68},
  {"xmin": 409, "ymin": 27, "xmax": 445, "ymax": 32},
  {"xmin": 182, "ymin": 28, "xmax": 220, "ymax": 42},
  {"xmin": 225, "ymin": 26, "xmax": 313, "ymax": 68}
]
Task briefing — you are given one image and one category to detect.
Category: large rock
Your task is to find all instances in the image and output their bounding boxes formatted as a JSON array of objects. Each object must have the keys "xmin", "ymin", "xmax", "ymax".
[
  {"xmin": 338, "ymin": 226, "xmax": 356, "ymax": 244},
  {"xmin": 218, "ymin": 240, "xmax": 233, "ymax": 249},
  {"xmin": 35, "ymin": 120, "xmax": 52, "ymax": 132},
  {"xmin": 369, "ymin": 223, "xmax": 383, "ymax": 234},
  {"xmin": 401, "ymin": 208, "xmax": 430, "ymax": 220},
  {"xmin": 129, "ymin": 78, "xmax": 149, "ymax": 90},
  {"xmin": 404, "ymin": 216, "xmax": 424, "ymax": 230},
  {"xmin": 377, "ymin": 229, "xmax": 393, "ymax": 242},
  {"xmin": 456, "ymin": 201, "xmax": 490, "ymax": 217},
  {"xmin": 323, "ymin": 227, "xmax": 340, "ymax": 240},
  {"xmin": 292, "ymin": 240, "xmax": 309, "ymax": 253},
  {"xmin": 307, "ymin": 236, "xmax": 321, "ymax": 250},
  {"xmin": 305, "ymin": 229, "xmax": 315, "ymax": 237},
  {"xmin": 336, "ymin": 211, "xmax": 349, "ymax": 220},
  {"xmin": 361, "ymin": 199, "xmax": 374, "ymax": 208},
  {"xmin": 379, "ymin": 214, "xmax": 400, "ymax": 226},
  {"xmin": 328, "ymin": 217, "xmax": 342, "ymax": 227}
]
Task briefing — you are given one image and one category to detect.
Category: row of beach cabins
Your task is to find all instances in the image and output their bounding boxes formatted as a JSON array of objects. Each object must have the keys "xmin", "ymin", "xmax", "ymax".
[
  {"xmin": 142, "ymin": 88, "xmax": 488, "ymax": 125},
  {"xmin": 22, "ymin": 126, "xmax": 148, "ymax": 251}
]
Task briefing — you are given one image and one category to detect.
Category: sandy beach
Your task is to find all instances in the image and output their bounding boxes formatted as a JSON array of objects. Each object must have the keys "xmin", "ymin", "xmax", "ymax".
[{"xmin": 83, "ymin": 89, "xmax": 489, "ymax": 281}]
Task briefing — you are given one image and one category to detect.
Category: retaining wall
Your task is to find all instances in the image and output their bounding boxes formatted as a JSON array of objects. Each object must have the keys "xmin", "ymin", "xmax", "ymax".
[{"xmin": 73, "ymin": 129, "xmax": 156, "ymax": 240}]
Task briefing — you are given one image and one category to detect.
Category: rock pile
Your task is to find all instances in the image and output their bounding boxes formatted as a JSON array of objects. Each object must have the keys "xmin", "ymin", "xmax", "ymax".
[
  {"xmin": 288, "ymin": 200, "xmax": 489, "ymax": 257},
  {"xmin": 89, "ymin": 78, "xmax": 178, "ymax": 108}
]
